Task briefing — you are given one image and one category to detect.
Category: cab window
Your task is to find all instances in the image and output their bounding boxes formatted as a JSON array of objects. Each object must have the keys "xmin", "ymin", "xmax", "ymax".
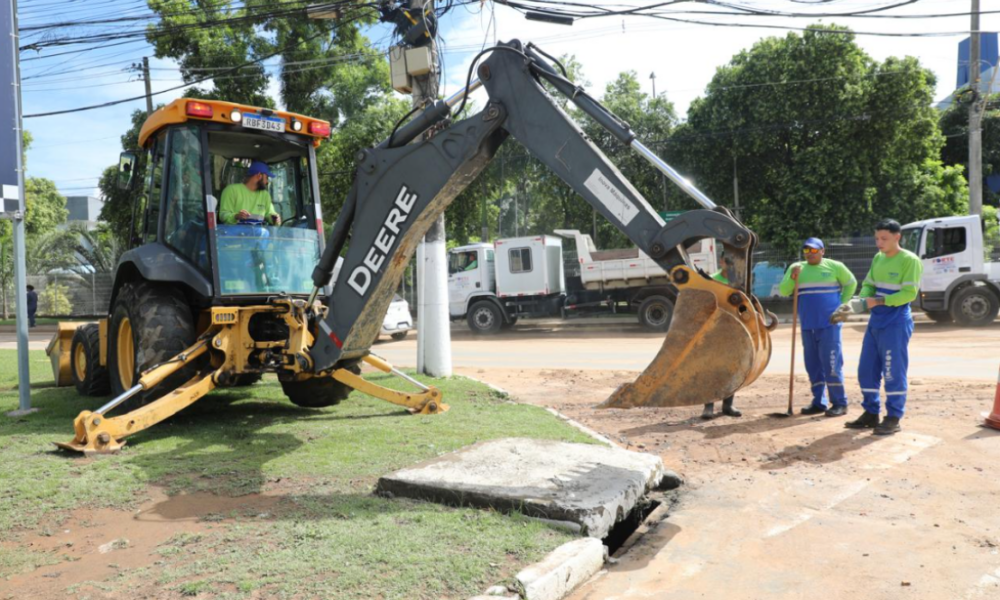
[{"xmin": 164, "ymin": 125, "xmax": 209, "ymax": 271}]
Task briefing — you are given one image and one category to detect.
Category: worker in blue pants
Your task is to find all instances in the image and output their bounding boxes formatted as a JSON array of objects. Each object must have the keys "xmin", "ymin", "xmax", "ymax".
[
  {"xmin": 845, "ymin": 219, "xmax": 923, "ymax": 436},
  {"xmin": 778, "ymin": 238, "xmax": 857, "ymax": 416}
]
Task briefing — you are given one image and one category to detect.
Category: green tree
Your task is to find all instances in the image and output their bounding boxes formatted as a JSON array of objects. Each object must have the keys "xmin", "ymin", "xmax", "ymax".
[
  {"xmin": 939, "ymin": 90, "xmax": 1000, "ymax": 206},
  {"xmin": 671, "ymin": 25, "xmax": 963, "ymax": 252},
  {"xmin": 38, "ymin": 281, "xmax": 72, "ymax": 316}
]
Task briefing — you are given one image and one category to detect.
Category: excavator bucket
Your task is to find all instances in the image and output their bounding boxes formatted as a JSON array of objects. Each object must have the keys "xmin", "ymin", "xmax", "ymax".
[{"xmin": 601, "ymin": 266, "xmax": 775, "ymax": 409}]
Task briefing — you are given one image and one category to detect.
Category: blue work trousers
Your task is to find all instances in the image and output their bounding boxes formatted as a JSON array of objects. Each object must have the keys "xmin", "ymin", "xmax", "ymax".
[
  {"xmin": 858, "ymin": 320, "xmax": 913, "ymax": 418},
  {"xmin": 801, "ymin": 325, "xmax": 847, "ymax": 409}
]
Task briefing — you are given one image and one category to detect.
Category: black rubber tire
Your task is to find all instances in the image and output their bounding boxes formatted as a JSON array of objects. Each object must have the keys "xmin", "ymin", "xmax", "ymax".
[
  {"xmin": 390, "ymin": 331, "xmax": 408, "ymax": 341},
  {"xmin": 500, "ymin": 315, "xmax": 518, "ymax": 330},
  {"xmin": 923, "ymin": 310, "xmax": 952, "ymax": 324},
  {"xmin": 107, "ymin": 281, "xmax": 199, "ymax": 408},
  {"xmin": 949, "ymin": 285, "xmax": 999, "ymax": 327},
  {"xmin": 71, "ymin": 323, "xmax": 110, "ymax": 396},
  {"xmin": 281, "ymin": 363, "xmax": 359, "ymax": 408},
  {"xmin": 638, "ymin": 295, "xmax": 674, "ymax": 332},
  {"xmin": 467, "ymin": 301, "xmax": 503, "ymax": 335}
]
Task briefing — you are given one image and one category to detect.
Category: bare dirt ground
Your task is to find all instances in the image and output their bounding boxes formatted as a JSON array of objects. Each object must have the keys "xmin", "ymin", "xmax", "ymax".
[{"xmin": 453, "ymin": 367, "xmax": 1000, "ymax": 600}]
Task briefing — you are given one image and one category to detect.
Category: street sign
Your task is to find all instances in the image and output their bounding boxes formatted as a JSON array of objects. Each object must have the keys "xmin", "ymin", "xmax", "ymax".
[{"xmin": 0, "ymin": 0, "xmax": 25, "ymax": 220}]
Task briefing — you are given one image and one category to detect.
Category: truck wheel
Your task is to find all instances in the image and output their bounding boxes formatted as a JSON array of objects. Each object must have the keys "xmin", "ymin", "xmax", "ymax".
[
  {"xmin": 391, "ymin": 331, "xmax": 408, "ymax": 341},
  {"xmin": 107, "ymin": 282, "xmax": 199, "ymax": 407},
  {"xmin": 638, "ymin": 295, "xmax": 674, "ymax": 332},
  {"xmin": 923, "ymin": 310, "xmax": 952, "ymax": 324},
  {"xmin": 281, "ymin": 362, "xmax": 359, "ymax": 408},
  {"xmin": 71, "ymin": 323, "xmax": 110, "ymax": 396},
  {"xmin": 500, "ymin": 315, "xmax": 518, "ymax": 330},
  {"xmin": 950, "ymin": 286, "xmax": 999, "ymax": 327},
  {"xmin": 467, "ymin": 301, "xmax": 503, "ymax": 335}
]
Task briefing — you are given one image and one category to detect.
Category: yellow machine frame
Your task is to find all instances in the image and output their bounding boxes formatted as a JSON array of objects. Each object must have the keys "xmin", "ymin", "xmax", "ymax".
[{"xmin": 51, "ymin": 300, "xmax": 446, "ymax": 455}]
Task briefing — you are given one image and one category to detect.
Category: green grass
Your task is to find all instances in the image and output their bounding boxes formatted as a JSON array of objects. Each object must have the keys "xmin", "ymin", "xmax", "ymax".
[{"xmin": 0, "ymin": 350, "xmax": 594, "ymax": 598}]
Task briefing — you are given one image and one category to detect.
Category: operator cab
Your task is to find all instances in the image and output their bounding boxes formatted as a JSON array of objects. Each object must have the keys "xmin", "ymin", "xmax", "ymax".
[
  {"xmin": 447, "ymin": 243, "xmax": 494, "ymax": 317},
  {"xmin": 119, "ymin": 99, "xmax": 331, "ymax": 303}
]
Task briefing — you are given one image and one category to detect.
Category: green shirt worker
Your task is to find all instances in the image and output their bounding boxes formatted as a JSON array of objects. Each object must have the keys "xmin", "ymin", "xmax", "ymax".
[
  {"xmin": 219, "ymin": 161, "xmax": 281, "ymax": 225},
  {"xmin": 778, "ymin": 238, "xmax": 857, "ymax": 417},
  {"xmin": 845, "ymin": 219, "xmax": 923, "ymax": 436},
  {"xmin": 701, "ymin": 267, "xmax": 741, "ymax": 420}
]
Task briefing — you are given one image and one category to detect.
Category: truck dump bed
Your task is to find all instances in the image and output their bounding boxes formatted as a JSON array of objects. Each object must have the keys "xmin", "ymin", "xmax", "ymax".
[{"xmin": 555, "ymin": 229, "xmax": 717, "ymax": 291}]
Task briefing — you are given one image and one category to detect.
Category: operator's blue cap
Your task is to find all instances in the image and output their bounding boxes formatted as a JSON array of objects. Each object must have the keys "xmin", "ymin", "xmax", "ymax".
[
  {"xmin": 802, "ymin": 237, "xmax": 824, "ymax": 250},
  {"xmin": 247, "ymin": 161, "xmax": 274, "ymax": 178}
]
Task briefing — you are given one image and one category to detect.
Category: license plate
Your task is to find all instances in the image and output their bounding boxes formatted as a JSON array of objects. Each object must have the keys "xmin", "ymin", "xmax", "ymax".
[{"xmin": 242, "ymin": 113, "xmax": 285, "ymax": 133}]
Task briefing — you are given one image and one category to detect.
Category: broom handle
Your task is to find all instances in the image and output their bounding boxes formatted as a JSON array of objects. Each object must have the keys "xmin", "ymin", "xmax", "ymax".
[{"xmin": 788, "ymin": 271, "xmax": 800, "ymax": 414}]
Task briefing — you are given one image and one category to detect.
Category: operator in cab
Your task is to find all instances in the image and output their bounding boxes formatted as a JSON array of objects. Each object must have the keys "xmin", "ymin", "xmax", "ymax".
[{"xmin": 219, "ymin": 161, "xmax": 281, "ymax": 225}]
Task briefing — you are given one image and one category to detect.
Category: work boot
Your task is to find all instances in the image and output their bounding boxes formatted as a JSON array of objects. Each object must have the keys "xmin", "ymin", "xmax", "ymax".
[
  {"xmin": 873, "ymin": 416, "xmax": 901, "ymax": 436},
  {"xmin": 845, "ymin": 411, "xmax": 880, "ymax": 429},
  {"xmin": 801, "ymin": 405, "xmax": 827, "ymax": 416},
  {"xmin": 701, "ymin": 403, "xmax": 717, "ymax": 420},
  {"xmin": 825, "ymin": 405, "xmax": 848, "ymax": 418},
  {"xmin": 721, "ymin": 397, "xmax": 742, "ymax": 418}
]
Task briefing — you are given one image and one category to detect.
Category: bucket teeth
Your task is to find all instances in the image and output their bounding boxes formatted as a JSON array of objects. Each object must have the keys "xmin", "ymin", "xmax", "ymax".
[{"xmin": 601, "ymin": 268, "xmax": 772, "ymax": 409}]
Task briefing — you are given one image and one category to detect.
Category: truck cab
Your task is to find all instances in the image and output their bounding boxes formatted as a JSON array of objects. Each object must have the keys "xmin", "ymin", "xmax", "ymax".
[
  {"xmin": 902, "ymin": 214, "xmax": 1000, "ymax": 326},
  {"xmin": 448, "ymin": 243, "xmax": 496, "ymax": 319}
]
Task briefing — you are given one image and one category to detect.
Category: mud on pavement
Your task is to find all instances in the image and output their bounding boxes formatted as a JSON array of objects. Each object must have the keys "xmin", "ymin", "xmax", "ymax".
[{"xmin": 461, "ymin": 368, "xmax": 1000, "ymax": 600}]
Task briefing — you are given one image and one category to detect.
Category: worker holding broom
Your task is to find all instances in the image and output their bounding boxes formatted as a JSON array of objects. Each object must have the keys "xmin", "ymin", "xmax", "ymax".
[{"xmin": 779, "ymin": 238, "xmax": 857, "ymax": 417}]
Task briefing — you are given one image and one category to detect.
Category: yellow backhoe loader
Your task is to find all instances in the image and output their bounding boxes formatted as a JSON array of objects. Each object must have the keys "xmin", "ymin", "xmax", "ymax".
[{"xmin": 47, "ymin": 41, "xmax": 776, "ymax": 455}]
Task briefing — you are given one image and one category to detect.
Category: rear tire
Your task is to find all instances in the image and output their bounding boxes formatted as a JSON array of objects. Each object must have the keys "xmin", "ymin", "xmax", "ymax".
[
  {"xmin": 391, "ymin": 331, "xmax": 408, "ymax": 341},
  {"xmin": 282, "ymin": 363, "xmax": 359, "ymax": 408},
  {"xmin": 107, "ymin": 282, "xmax": 199, "ymax": 408},
  {"xmin": 467, "ymin": 301, "xmax": 503, "ymax": 335},
  {"xmin": 71, "ymin": 323, "xmax": 110, "ymax": 396},
  {"xmin": 923, "ymin": 310, "xmax": 952, "ymax": 324},
  {"xmin": 638, "ymin": 295, "xmax": 674, "ymax": 332},
  {"xmin": 949, "ymin": 286, "xmax": 999, "ymax": 327},
  {"xmin": 228, "ymin": 373, "xmax": 263, "ymax": 387}
]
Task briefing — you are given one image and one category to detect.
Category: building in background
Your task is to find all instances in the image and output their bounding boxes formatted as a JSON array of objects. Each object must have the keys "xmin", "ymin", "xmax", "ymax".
[
  {"xmin": 937, "ymin": 32, "xmax": 1000, "ymax": 110},
  {"xmin": 63, "ymin": 195, "xmax": 103, "ymax": 230}
]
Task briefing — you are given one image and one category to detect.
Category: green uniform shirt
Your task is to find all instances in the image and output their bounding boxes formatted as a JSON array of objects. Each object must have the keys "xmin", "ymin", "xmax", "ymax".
[
  {"xmin": 779, "ymin": 258, "xmax": 857, "ymax": 330},
  {"xmin": 859, "ymin": 248, "xmax": 923, "ymax": 328},
  {"xmin": 711, "ymin": 271, "xmax": 729, "ymax": 284},
  {"xmin": 219, "ymin": 183, "xmax": 278, "ymax": 225}
]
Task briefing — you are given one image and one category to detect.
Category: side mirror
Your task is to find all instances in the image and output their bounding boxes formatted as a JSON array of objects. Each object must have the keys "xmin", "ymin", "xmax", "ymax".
[{"xmin": 117, "ymin": 152, "xmax": 137, "ymax": 190}]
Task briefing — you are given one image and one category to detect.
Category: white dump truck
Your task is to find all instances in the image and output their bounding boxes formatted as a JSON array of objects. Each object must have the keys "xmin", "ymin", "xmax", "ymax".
[
  {"xmin": 448, "ymin": 232, "xmax": 717, "ymax": 334},
  {"xmin": 901, "ymin": 214, "xmax": 1000, "ymax": 326}
]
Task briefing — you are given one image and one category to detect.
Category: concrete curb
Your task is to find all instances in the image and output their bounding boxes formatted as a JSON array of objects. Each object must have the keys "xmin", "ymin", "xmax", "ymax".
[{"xmin": 515, "ymin": 538, "xmax": 608, "ymax": 600}]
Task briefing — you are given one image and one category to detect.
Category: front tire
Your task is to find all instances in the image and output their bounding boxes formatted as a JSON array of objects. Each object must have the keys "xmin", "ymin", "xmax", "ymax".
[
  {"xmin": 282, "ymin": 362, "xmax": 359, "ymax": 408},
  {"xmin": 107, "ymin": 282, "xmax": 199, "ymax": 407},
  {"xmin": 467, "ymin": 301, "xmax": 503, "ymax": 335},
  {"xmin": 949, "ymin": 286, "xmax": 999, "ymax": 327},
  {"xmin": 71, "ymin": 323, "xmax": 110, "ymax": 396},
  {"xmin": 638, "ymin": 295, "xmax": 674, "ymax": 332},
  {"xmin": 391, "ymin": 331, "xmax": 408, "ymax": 341}
]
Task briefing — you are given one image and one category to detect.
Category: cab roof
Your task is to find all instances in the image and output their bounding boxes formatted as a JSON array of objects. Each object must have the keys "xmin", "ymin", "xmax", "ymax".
[{"xmin": 138, "ymin": 98, "xmax": 331, "ymax": 148}]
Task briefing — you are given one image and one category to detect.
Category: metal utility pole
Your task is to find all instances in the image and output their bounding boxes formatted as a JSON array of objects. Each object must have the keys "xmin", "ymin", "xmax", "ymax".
[
  {"xmin": 969, "ymin": 0, "xmax": 983, "ymax": 216},
  {"xmin": 412, "ymin": 0, "xmax": 451, "ymax": 377},
  {"xmin": 649, "ymin": 72, "xmax": 656, "ymax": 98},
  {"xmin": 142, "ymin": 57, "xmax": 153, "ymax": 115},
  {"xmin": 2, "ymin": 0, "xmax": 34, "ymax": 415}
]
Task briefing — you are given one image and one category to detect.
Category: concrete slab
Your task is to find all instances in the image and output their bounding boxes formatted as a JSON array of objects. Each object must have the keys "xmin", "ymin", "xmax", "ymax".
[{"xmin": 376, "ymin": 438, "xmax": 665, "ymax": 538}]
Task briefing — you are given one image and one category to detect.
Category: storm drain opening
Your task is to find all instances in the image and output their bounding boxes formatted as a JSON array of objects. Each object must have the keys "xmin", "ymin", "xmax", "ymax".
[{"xmin": 602, "ymin": 497, "xmax": 663, "ymax": 556}]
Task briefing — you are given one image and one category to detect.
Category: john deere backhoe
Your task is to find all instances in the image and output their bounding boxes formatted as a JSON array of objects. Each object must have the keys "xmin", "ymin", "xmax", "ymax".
[{"xmin": 48, "ymin": 40, "xmax": 776, "ymax": 455}]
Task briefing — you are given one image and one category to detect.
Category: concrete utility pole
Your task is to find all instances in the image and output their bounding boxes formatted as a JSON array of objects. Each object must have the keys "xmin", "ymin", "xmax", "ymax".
[
  {"xmin": 412, "ymin": 0, "xmax": 452, "ymax": 377},
  {"xmin": 969, "ymin": 0, "xmax": 983, "ymax": 216},
  {"xmin": 732, "ymin": 154, "xmax": 741, "ymax": 221},
  {"xmin": 142, "ymin": 57, "xmax": 153, "ymax": 115},
  {"xmin": 2, "ymin": 0, "xmax": 33, "ymax": 415}
]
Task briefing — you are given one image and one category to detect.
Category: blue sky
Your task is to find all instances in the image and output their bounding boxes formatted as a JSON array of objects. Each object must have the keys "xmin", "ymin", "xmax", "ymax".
[{"xmin": 16, "ymin": 0, "xmax": 1000, "ymax": 200}]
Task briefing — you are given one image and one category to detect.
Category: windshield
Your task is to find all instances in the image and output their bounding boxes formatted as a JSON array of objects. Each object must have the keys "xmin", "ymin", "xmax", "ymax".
[
  {"xmin": 449, "ymin": 250, "xmax": 479, "ymax": 274},
  {"xmin": 207, "ymin": 130, "xmax": 320, "ymax": 295},
  {"xmin": 900, "ymin": 227, "xmax": 922, "ymax": 256}
]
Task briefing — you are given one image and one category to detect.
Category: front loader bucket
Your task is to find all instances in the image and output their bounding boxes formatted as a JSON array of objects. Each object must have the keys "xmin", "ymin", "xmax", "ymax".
[{"xmin": 601, "ymin": 266, "xmax": 775, "ymax": 409}]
